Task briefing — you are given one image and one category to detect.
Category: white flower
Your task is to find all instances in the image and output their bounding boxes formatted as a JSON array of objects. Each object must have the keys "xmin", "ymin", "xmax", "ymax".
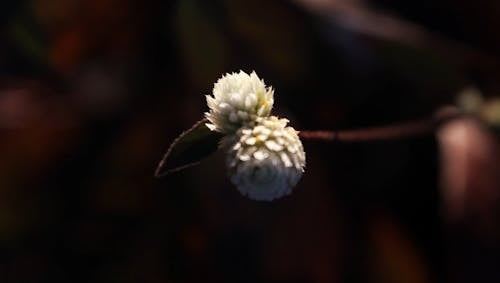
[
  {"xmin": 225, "ymin": 116, "xmax": 306, "ymax": 201},
  {"xmin": 205, "ymin": 70, "xmax": 274, "ymax": 134}
]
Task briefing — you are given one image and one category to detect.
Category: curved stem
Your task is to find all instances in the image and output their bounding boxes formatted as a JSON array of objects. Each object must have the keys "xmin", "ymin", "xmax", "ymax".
[{"xmin": 299, "ymin": 106, "xmax": 461, "ymax": 142}]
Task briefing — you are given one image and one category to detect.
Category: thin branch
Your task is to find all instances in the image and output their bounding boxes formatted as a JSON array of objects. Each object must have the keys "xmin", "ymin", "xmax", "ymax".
[{"xmin": 299, "ymin": 106, "xmax": 461, "ymax": 142}]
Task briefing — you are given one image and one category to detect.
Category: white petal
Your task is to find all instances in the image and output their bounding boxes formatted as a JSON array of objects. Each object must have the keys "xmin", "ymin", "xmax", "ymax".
[
  {"xmin": 280, "ymin": 152, "xmax": 293, "ymax": 167},
  {"xmin": 205, "ymin": 123, "xmax": 217, "ymax": 131},
  {"xmin": 265, "ymin": 140, "xmax": 283, "ymax": 152},
  {"xmin": 253, "ymin": 150, "xmax": 269, "ymax": 160},
  {"xmin": 245, "ymin": 137, "xmax": 257, "ymax": 145}
]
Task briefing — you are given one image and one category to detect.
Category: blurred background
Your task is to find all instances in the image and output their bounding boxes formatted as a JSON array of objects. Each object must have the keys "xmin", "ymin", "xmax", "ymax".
[{"xmin": 1, "ymin": 0, "xmax": 500, "ymax": 282}]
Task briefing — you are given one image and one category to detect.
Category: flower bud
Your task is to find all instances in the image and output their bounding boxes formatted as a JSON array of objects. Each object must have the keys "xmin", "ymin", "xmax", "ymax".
[
  {"xmin": 205, "ymin": 71, "xmax": 274, "ymax": 133},
  {"xmin": 225, "ymin": 116, "xmax": 305, "ymax": 201}
]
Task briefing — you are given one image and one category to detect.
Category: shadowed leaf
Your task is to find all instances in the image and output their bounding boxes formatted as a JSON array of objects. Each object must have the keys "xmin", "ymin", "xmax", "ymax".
[{"xmin": 155, "ymin": 118, "xmax": 224, "ymax": 177}]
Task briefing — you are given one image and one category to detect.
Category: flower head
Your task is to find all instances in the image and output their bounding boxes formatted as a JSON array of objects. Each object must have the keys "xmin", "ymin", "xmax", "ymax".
[
  {"xmin": 205, "ymin": 71, "xmax": 274, "ymax": 134},
  {"xmin": 225, "ymin": 116, "xmax": 305, "ymax": 201}
]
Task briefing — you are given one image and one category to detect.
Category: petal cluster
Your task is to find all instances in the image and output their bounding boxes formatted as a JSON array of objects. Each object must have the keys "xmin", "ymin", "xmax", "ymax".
[
  {"xmin": 225, "ymin": 116, "xmax": 306, "ymax": 201},
  {"xmin": 205, "ymin": 71, "xmax": 274, "ymax": 133}
]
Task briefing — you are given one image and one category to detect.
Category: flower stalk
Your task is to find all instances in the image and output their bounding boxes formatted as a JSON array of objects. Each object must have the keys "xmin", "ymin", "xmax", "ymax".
[{"xmin": 300, "ymin": 106, "xmax": 461, "ymax": 142}]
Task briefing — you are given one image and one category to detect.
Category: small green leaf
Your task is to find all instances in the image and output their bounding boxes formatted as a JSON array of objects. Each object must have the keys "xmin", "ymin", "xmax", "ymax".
[{"xmin": 155, "ymin": 118, "xmax": 224, "ymax": 177}]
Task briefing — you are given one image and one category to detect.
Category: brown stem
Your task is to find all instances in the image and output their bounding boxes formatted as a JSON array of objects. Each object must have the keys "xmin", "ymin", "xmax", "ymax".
[{"xmin": 299, "ymin": 106, "xmax": 461, "ymax": 142}]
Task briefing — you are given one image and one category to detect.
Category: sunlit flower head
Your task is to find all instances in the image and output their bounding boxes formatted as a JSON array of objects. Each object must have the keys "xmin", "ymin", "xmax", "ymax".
[
  {"xmin": 225, "ymin": 116, "xmax": 305, "ymax": 201},
  {"xmin": 205, "ymin": 71, "xmax": 274, "ymax": 134}
]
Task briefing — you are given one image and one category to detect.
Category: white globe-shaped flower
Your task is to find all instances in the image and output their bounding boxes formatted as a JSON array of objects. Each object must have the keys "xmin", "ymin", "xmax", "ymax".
[
  {"xmin": 225, "ymin": 116, "xmax": 306, "ymax": 201},
  {"xmin": 205, "ymin": 70, "xmax": 274, "ymax": 134}
]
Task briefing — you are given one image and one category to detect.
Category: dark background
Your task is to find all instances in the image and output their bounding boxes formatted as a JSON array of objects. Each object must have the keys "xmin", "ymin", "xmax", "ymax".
[{"xmin": 1, "ymin": 0, "xmax": 499, "ymax": 282}]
